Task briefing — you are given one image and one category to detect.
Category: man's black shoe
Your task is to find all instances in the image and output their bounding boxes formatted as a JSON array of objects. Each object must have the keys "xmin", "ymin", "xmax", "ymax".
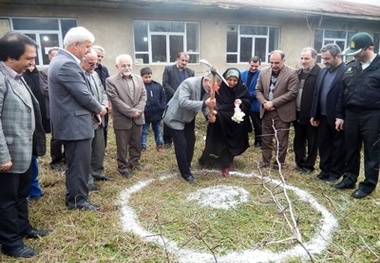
[
  {"xmin": 68, "ymin": 203, "xmax": 100, "ymax": 211},
  {"xmin": 301, "ymin": 167, "xmax": 314, "ymax": 174},
  {"xmin": 316, "ymin": 172, "xmax": 329, "ymax": 180},
  {"xmin": 120, "ymin": 170, "xmax": 132, "ymax": 178},
  {"xmin": 2, "ymin": 245, "xmax": 36, "ymax": 258},
  {"xmin": 88, "ymin": 183, "xmax": 101, "ymax": 191},
  {"xmin": 24, "ymin": 228, "xmax": 50, "ymax": 239},
  {"xmin": 93, "ymin": 175, "xmax": 111, "ymax": 181},
  {"xmin": 184, "ymin": 175, "xmax": 197, "ymax": 184},
  {"xmin": 323, "ymin": 176, "xmax": 340, "ymax": 183},
  {"xmin": 132, "ymin": 164, "xmax": 146, "ymax": 171},
  {"xmin": 333, "ymin": 180, "xmax": 355, "ymax": 190},
  {"xmin": 351, "ymin": 189, "xmax": 370, "ymax": 199}
]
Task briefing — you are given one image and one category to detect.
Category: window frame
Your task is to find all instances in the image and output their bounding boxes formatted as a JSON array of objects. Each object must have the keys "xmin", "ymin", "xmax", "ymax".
[
  {"xmin": 1, "ymin": 17, "xmax": 77, "ymax": 66},
  {"xmin": 133, "ymin": 20, "xmax": 200, "ymax": 65},
  {"xmin": 226, "ymin": 24, "xmax": 280, "ymax": 64}
]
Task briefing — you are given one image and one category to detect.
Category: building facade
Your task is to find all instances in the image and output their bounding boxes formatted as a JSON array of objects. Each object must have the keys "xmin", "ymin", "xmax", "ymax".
[{"xmin": 1, "ymin": 0, "xmax": 380, "ymax": 80}]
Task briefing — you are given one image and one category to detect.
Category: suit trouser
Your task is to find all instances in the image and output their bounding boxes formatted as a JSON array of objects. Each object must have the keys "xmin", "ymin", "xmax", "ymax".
[
  {"xmin": 114, "ymin": 123, "xmax": 142, "ymax": 174},
  {"xmin": 64, "ymin": 139, "xmax": 91, "ymax": 207},
  {"xmin": 170, "ymin": 120, "xmax": 196, "ymax": 178},
  {"xmin": 50, "ymin": 137, "xmax": 65, "ymax": 164},
  {"xmin": 163, "ymin": 123, "xmax": 172, "ymax": 145},
  {"xmin": 317, "ymin": 116, "xmax": 345, "ymax": 178},
  {"xmin": 88, "ymin": 126, "xmax": 106, "ymax": 184},
  {"xmin": 344, "ymin": 109, "xmax": 380, "ymax": 193},
  {"xmin": 293, "ymin": 118, "xmax": 318, "ymax": 169},
  {"xmin": 261, "ymin": 111, "xmax": 290, "ymax": 165},
  {"xmin": 249, "ymin": 111, "xmax": 262, "ymax": 143},
  {"xmin": 0, "ymin": 164, "xmax": 33, "ymax": 249}
]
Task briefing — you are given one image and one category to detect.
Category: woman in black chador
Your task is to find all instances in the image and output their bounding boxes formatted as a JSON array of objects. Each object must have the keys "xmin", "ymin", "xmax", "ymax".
[{"xmin": 199, "ymin": 67, "xmax": 252, "ymax": 177}]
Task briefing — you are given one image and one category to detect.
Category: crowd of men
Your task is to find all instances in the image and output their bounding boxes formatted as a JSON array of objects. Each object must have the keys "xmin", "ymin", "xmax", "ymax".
[{"xmin": 0, "ymin": 26, "xmax": 379, "ymax": 258}]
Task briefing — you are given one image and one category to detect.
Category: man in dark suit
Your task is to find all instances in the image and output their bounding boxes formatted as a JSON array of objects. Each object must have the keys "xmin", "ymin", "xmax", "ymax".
[
  {"xmin": 163, "ymin": 73, "xmax": 216, "ymax": 183},
  {"xmin": 293, "ymin": 47, "xmax": 321, "ymax": 174},
  {"xmin": 93, "ymin": 45, "xmax": 111, "ymax": 149},
  {"xmin": 162, "ymin": 52, "xmax": 195, "ymax": 148},
  {"xmin": 106, "ymin": 54, "xmax": 147, "ymax": 178},
  {"xmin": 310, "ymin": 44, "xmax": 345, "ymax": 183},
  {"xmin": 49, "ymin": 27, "xmax": 107, "ymax": 211},
  {"xmin": 0, "ymin": 32, "xmax": 48, "ymax": 258},
  {"xmin": 256, "ymin": 50, "xmax": 299, "ymax": 169},
  {"xmin": 80, "ymin": 49, "xmax": 110, "ymax": 190}
]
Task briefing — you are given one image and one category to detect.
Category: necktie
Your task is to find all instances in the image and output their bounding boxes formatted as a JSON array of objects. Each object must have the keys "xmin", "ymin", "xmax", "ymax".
[{"xmin": 268, "ymin": 75, "xmax": 277, "ymax": 101}]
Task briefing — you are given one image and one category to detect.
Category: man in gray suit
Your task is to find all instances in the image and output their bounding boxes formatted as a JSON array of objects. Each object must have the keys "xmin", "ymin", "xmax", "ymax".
[
  {"xmin": 256, "ymin": 50, "xmax": 299, "ymax": 169},
  {"xmin": 0, "ymin": 32, "xmax": 48, "ymax": 258},
  {"xmin": 80, "ymin": 49, "xmax": 110, "ymax": 191},
  {"xmin": 162, "ymin": 52, "xmax": 195, "ymax": 148},
  {"xmin": 49, "ymin": 27, "xmax": 107, "ymax": 211},
  {"xmin": 163, "ymin": 73, "xmax": 216, "ymax": 183}
]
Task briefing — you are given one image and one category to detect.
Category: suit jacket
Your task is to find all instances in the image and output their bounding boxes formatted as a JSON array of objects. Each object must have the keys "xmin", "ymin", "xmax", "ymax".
[
  {"xmin": 39, "ymin": 66, "xmax": 50, "ymax": 121},
  {"xmin": 0, "ymin": 63, "xmax": 46, "ymax": 173},
  {"xmin": 256, "ymin": 64, "xmax": 299, "ymax": 122},
  {"xmin": 296, "ymin": 64, "xmax": 321, "ymax": 124},
  {"xmin": 162, "ymin": 64, "xmax": 195, "ymax": 101},
  {"xmin": 310, "ymin": 63, "xmax": 345, "ymax": 127},
  {"xmin": 163, "ymin": 76, "xmax": 208, "ymax": 130},
  {"xmin": 87, "ymin": 71, "xmax": 108, "ymax": 128},
  {"xmin": 48, "ymin": 49, "xmax": 103, "ymax": 141},
  {"xmin": 106, "ymin": 73, "xmax": 147, "ymax": 129}
]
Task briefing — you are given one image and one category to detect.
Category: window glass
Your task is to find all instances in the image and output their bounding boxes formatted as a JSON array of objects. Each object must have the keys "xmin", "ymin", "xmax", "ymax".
[
  {"xmin": 134, "ymin": 21, "xmax": 148, "ymax": 52},
  {"xmin": 61, "ymin": 19, "xmax": 77, "ymax": 39},
  {"xmin": 13, "ymin": 18, "xmax": 59, "ymax": 30},
  {"xmin": 151, "ymin": 35, "xmax": 167, "ymax": 62},
  {"xmin": 150, "ymin": 21, "xmax": 184, "ymax": 32},
  {"xmin": 169, "ymin": 35, "xmax": 183, "ymax": 62},
  {"xmin": 40, "ymin": 34, "xmax": 60, "ymax": 64}
]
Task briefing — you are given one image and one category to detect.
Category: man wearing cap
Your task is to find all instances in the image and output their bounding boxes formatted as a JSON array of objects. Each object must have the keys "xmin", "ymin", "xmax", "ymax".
[{"xmin": 334, "ymin": 32, "xmax": 380, "ymax": 198}]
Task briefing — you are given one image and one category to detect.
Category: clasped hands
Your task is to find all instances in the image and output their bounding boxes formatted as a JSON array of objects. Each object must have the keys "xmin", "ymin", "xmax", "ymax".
[
  {"xmin": 263, "ymin": 100, "xmax": 275, "ymax": 111},
  {"xmin": 205, "ymin": 97, "xmax": 217, "ymax": 123}
]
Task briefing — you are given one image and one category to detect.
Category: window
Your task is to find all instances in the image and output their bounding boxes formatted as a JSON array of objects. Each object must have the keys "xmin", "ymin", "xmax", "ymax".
[
  {"xmin": 2, "ymin": 17, "xmax": 77, "ymax": 65},
  {"xmin": 133, "ymin": 20, "xmax": 200, "ymax": 64},
  {"xmin": 314, "ymin": 29, "xmax": 355, "ymax": 62},
  {"xmin": 226, "ymin": 24, "xmax": 279, "ymax": 63},
  {"xmin": 374, "ymin": 32, "xmax": 380, "ymax": 54}
]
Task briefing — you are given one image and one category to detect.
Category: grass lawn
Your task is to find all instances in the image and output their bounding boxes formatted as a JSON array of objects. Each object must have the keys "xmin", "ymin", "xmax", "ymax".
[{"xmin": 1, "ymin": 115, "xmax": 379, "ymax": 262}]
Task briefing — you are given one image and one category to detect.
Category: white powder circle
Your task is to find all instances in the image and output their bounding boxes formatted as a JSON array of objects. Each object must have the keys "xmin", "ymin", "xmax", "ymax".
[
  {"xmin": 119, "ymin": 170, "xmax": 338, "ymax": 263},
  {"xmin": 186, "ymin": 185, "xmax": 250, "ymax": 210}
]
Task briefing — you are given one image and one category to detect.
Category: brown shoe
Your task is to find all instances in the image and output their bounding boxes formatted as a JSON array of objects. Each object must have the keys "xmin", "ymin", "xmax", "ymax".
[
  {"xmin": 156, "ymin": 145, "xmax": 164, "ymax": 153},
  {"xmin": 222, "ymin": 168, "xmax": 230, "ymax": 177}
]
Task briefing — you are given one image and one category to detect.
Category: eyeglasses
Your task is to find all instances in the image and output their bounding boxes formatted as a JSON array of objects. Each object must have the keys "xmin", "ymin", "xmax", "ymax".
[{"xmin": 88, "ymin": 62, "xmax": 97, "ymax": 67}]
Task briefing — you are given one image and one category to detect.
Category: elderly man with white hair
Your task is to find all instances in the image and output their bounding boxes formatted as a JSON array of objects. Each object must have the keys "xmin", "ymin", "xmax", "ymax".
[{"xmin": 48, "ymin": 26, "xmax": 107, "ymax": 211}]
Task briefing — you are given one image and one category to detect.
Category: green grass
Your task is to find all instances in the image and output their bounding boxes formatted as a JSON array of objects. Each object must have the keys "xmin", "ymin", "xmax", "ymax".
[{"xmin": 1, "ymin": 115, "xmax": 379, "ymax": 262}]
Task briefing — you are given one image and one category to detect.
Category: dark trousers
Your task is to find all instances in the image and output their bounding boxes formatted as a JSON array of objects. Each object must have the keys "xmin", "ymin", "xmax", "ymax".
[
  {"xmin": 89, "ymin": 126, "xmax": 106, "ymax": 184},
  {"xmin": 0, "ymin": 164, "xmax": 33, "ymax": 248},
  {"xmin": 171, "ymin": 120, "xmax": 196, "ymax": 178},
  {"xmin": 249, "ymin": 111, "xmax": 262, "ymax": 143},
  {"xmin": 163, "ymin": 122, "xmax": 172, "ymax": 145},
  {"xmin": 64, "ymin": 139, "xmax": 92, "ymax": 207},
  {"xmin": 293, "ymin": 117, "xmax": 318, "ymax": 169},
  {"xmin": 103, "ymin": 113, "xmax": 109, "ymax": 148},
  {"xmin": 50, "ymin": 137, "xmax": 65, "ymax": 164},
  {"xmin": 317, "ymin": 116, "xmax": 345, "ymax": 178},
  {"xmin": 344, "ymin": 109, "xmax": 380, "ymax": 193},
  {"xmin": 261, "ymin": 111, "xmax": 291, "ymax": 165}
]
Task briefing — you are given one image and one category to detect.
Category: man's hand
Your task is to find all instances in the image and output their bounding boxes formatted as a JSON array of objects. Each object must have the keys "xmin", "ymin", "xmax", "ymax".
[
  {"xmin": 205, "ymin": 98, "xmax": 216, "ymax": 108},
  {"xmin": 335, "ymin": 118, "xmax": 344, "ymax": 131},
  {"xmin": 0, "ymin": 161, "xmax": 12, "ymax": 171},
  {"xmin": 133, "ymin": 110, "xmax": 142, "ymax": 118},
  {"xmin": 263, "ymin": 100, "xmax": 275, "ymax": 111},
  {"xmin": 99, "ymin": 105, "xmax": 108, "ymax": 116},
  {"xmin": 310, "ymin": 117, "xmax": 320, "ymax": 127}
]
